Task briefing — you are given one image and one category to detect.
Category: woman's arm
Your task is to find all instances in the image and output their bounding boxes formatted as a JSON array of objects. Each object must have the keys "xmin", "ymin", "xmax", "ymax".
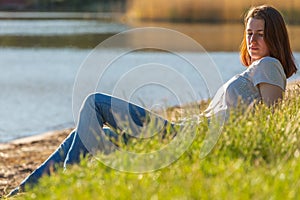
[{"xmin": 258, "ymin": 83, "xmax": 284, "ymax": 106}]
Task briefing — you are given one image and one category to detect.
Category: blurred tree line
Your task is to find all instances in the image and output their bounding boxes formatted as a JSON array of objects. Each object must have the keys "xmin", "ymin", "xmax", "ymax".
[
  {"xmin": 0, "ymin": 0, "xmax": 127, "ymax": 12},
  {"xmin": 1, "ymin": 0, "xmax": 300, "ymax": 24}
]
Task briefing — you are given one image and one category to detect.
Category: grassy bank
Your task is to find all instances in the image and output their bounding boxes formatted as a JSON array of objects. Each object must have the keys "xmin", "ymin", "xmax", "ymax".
[{"xmin": 11, "ymin": 84, "xmax": 300, "ymax": 199}]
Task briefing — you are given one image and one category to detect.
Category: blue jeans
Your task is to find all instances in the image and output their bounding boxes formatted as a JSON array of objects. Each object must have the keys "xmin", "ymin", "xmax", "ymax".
[{"xmin": 8, "ymin": 93, "xmax": 172, "ymax": 196}]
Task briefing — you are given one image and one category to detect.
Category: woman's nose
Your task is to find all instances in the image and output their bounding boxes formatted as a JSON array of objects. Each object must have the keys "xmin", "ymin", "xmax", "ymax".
[{"xmin": 250, "ymin": 34, "xmax": 258, "ymax": 43}]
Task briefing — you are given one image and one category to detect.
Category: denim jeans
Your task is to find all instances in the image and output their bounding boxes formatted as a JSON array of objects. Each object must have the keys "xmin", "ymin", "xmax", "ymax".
[{"xmin": 8, "ymin": 93, "xmax": 171, "ymax": 196}]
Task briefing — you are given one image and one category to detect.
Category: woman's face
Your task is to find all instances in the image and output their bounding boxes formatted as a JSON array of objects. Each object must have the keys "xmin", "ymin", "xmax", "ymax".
[{"xmin": 246, "ymin": 17, "xmax": 270, "ymax": 62}]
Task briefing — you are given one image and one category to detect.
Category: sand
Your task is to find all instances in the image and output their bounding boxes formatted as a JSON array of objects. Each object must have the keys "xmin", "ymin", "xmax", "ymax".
[{"xmin": 0, "ymin": 128, "xmax": 72, "ymax": 197}]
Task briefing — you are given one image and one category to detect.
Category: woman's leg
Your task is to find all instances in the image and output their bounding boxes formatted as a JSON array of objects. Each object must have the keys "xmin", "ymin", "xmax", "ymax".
[
  {"xmin": 7, "ymin": 127, "xmax": 120, "ymax": 197},
  {"xmin": 7, "ymin": 93, "xmax": 171, "ymax": 196},
  {"xmin": 7, "ymin": 130, "xmax": 77, "ymax": 196},
  {"xmin": 64, "ymin": 93, "xmax": 170, "ymax": 166}
]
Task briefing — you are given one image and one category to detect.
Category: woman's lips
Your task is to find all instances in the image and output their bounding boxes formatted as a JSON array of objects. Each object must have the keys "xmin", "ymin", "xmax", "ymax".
[{"xmin": 250, "ymin": 46, "xmax": 259, "ymax": 51}]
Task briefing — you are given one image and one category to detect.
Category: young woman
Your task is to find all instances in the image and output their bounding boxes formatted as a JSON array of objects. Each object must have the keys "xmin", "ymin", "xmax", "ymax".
[{"xmin": 7, "ymin": 5, "xmax": 297, "ymax": 196}]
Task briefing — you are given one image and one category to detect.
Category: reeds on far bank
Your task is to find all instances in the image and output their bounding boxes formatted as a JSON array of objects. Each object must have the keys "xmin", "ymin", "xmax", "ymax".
[{"xmin": 125, "ymin": 0, "xmax": 300, "ymax": 23}]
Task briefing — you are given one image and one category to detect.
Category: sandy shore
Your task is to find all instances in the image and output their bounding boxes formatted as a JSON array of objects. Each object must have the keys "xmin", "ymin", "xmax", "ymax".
[
  {"xmin": 0, "ymin": 81, "xmax": 299, "ymax": 197},
  {"xmin": 0, "ymin": 128, "xmax": 72, "ymax": 197}
]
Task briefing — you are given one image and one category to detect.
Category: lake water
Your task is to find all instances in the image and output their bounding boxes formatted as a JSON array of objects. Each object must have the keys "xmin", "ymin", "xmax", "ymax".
[{"xmin": 0, "ymin": 19, "xmax": 300, "ymax": 143}]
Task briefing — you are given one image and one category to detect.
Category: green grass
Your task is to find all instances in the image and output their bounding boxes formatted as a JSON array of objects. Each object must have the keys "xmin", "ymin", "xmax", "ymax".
[{"xmin": 13, "ymin": 86, "xmax": 300, "ymax": 200}]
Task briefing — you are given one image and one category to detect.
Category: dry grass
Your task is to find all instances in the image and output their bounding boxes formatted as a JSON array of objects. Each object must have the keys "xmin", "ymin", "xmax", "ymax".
[{"xmin": 126, "ymin": 0, "xmax": 300, "ymax": 23}]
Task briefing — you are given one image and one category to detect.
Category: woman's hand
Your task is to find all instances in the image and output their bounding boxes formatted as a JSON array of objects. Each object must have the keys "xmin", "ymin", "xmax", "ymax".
[{"xmin": 258, "ymin": 83, "xmax": 284, "ymax": 106}]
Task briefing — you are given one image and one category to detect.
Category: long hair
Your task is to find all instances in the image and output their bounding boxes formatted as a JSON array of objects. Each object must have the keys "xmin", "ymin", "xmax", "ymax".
[{"xmin": 240, "ymin": 5, "xmax": 297, "ymax": 78}]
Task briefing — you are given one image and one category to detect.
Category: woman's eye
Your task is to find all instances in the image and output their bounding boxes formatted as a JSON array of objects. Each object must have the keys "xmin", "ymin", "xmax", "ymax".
[{"xmin": 247, "ymin": 32, "xmax": 264, "ymax": 37}]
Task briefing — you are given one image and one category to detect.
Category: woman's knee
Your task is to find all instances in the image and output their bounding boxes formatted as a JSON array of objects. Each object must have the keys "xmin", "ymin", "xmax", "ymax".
[{"xmin": 84, "ymin": 93, "xmax": 111, "ymax": 105}]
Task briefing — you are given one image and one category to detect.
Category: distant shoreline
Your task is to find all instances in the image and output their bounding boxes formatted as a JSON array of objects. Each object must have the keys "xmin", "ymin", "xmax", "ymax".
[{"xmin": 0, "ymin": 11, "xmax": 124, "ymax": 20}]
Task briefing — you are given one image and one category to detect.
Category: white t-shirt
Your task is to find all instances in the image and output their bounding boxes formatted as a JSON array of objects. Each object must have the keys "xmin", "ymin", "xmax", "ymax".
[{"xmin": 204, "ymin": 56, "xmax": 286, "ymax": 119}]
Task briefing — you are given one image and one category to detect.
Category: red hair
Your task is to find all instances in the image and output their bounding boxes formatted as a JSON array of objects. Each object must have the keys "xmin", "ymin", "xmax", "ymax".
[{"xmin": 240, "ymin": 5, "xmax": 297, "ymax": 78}]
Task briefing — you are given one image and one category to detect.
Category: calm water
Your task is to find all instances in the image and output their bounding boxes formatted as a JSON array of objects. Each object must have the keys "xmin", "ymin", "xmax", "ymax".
[
  {"xmin": 1, "ymin": 19, "xmax": 300, "ymax": 51},
  {"xmin": 1, "ymin": 19, "xmax": 300, "ymax": 143}
]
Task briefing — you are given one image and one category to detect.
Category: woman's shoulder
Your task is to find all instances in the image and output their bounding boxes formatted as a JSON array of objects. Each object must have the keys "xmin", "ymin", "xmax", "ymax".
[
  {"xmin": 253, "ymin": 56, "xmax": 282, "ymax": 67},
  {"xmin": 250, "ymin": 56, "xmax": 286, "ymax": 89},
  {"xmin": 251, "ymin": 56, "xmax": 285, "ymax": 75}
]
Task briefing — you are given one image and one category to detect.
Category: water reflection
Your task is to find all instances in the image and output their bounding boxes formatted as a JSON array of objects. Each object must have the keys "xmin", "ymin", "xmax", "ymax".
[
  {"xmin": 128, "ymin": 21, "xmax": 244, "ymax": 51},
  {"xmin": 0, "ymin": 19, "xmax": 300, "ymax": 51},
  {"xmin": 129, "ymin": 21, "xmax": 300, "ymax": 52},
  {"xmin": 0, "ymin": 34, "xmax": 115, "ymax": 48}
]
